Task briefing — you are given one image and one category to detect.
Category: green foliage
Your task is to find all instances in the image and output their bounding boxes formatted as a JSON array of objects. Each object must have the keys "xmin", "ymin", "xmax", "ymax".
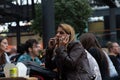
[
  {"xmin": 31, "ymin": 0, "xmax": 92, "ymax": 36},
  {"xmin": 54, "ymin": 0, "xmax": 92, "ymax": 34},
  {"xmin": 31, "ymin": 4, "xmax": 42, "ymax": 36}
]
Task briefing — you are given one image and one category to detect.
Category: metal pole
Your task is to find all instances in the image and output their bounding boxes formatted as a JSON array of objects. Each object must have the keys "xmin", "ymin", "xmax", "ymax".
[
  {"xmin": 41, "ymin": 0, "xmax": 55, "ymax": 48},
  {"xmin": 109, "ymin": 8, "xmax": 117, "ymax": 41},
  {"xmin": 16, "ymin": 20, "xmax": 21, "ymax": 46},
  {"xmin": 31, "ymin": 0, "xmax": 36, "ymax": 19}
]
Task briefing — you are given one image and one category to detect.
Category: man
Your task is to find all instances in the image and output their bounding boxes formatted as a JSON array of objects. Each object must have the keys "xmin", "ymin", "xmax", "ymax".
[
  {"xmin": 17, "ymin": 39, "xmax": 42, "ymax": 65},
  {"xmin": 107, "ymin": 41, "xmax": 120, "ymax": 76}
]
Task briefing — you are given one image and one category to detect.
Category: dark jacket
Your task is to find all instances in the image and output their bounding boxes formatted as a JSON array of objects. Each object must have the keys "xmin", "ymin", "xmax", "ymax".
[
  {"xmin": 88, "ymin": 47, "xmax": 110, "ymax": 80},
  {"xmin": 109, "ymin": 55, "xmax": 120, "ymax": 76},
  {"xmin": 45, "ymin": 41, "xmax": 95, "ymax": 80}
]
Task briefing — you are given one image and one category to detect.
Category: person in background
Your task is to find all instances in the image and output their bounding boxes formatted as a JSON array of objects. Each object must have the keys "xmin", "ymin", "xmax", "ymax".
[
  {"xmin": 45, "ymin": 23, "xmax": 95, "ymax": 80},
  {"xmin": 0, "ymin": 36, "xmax": 10, "ymax": 77},
  {"xmin": 80, "ymin": 32, "xmax": 110, "ymax": 80},
  {"xmin": 8, "ymin": 47, "xmax": 17, "ymax": 62},
  {"xmin": 9, "ymin": 43, "xmax": 27, "ymax": 63},
  {"xmin": 107, "ymin": 41, "xmax": 120, "ymax": 77},
  {"xmin": 17, "ymin": 39, "xmax": 42, "ymax": 65},
  {"xmin": 0, "ymin": 36, "xmax": 10, "ymax": 65}
]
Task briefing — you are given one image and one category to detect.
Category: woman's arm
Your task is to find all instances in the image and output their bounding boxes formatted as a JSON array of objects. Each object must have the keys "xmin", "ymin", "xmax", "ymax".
[{"xmin": 55, "ymin": 42, "xmax": 85, "ymax": 70}]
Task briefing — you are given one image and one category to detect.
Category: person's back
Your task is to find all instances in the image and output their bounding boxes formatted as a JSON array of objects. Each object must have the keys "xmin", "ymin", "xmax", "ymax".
[
  {"xmin": 85, "ymin": 50, "xmax": 102, "ymax": 80},
  {"xmin": 80, "ymin": 32, "xmax": 110, "ymax": 80},
  {"xmin": 88, "ymin": 47, "xmax": 109, "ymax": 79}
]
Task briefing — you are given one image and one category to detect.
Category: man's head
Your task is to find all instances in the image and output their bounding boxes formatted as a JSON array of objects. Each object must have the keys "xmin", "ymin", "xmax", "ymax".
[
  {"xmin": 25, "ymin": 39, "xmax": 39, "ymax": 57},
  {"xmin": 107, "ymin": 41, "xmax": 120, "ymax": 56}
]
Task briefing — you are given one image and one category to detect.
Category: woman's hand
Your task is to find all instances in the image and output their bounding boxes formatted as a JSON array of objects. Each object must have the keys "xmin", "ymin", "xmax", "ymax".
[
  {"xmin": 48, "ymin": 37, "xmax": 57, "ymax": 49},
  {"xmin": 57, "ymin": 34, "xmax": 70, "ymax": 47}
]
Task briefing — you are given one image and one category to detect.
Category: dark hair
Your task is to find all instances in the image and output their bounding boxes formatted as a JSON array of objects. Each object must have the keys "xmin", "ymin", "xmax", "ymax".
[
  {"xmin": 80, "ymin": 33, "xmax": 101, "ymax": 50},
  {"xmin": 80, "ymin": 33, "xmax": 109, "ymax": 76},
  {"xmin": 0, "ymin": 36, "xmax": 7, "ymax": 65},
  {"xmin": 25, "ymin": 39, "xmax": 38, "ymax": 53}
]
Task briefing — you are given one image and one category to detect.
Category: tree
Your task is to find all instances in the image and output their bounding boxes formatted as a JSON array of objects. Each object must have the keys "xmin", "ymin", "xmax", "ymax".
[
  {"xmin": 30, "ymin": 4, "xmax": 42, "ymax": 36},
  {"xmin": 31, "ymin": 0, "xmax": 92, "ymax": 36},
  {"xmin": 54, "ymin": 0, "xmax": 92, "ymax": 34}
]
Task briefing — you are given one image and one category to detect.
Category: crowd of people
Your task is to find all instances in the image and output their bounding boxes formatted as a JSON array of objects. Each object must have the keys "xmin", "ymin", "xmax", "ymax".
[{"xmin": 0, "ymin": 23, "xmax": 120, "ymax": 80}]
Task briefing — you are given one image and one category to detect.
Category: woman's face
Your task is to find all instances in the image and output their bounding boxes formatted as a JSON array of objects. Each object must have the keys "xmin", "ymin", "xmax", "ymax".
[
  {"xmin": 56, "ymin": 27, "xmax": 68, "ymax": 39},
  {"xmin": 0, "ymin": 39, "xmax": 8, "ymax": 52}
]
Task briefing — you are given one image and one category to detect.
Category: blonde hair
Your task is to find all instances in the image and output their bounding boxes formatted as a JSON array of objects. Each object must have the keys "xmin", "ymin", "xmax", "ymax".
[{"xmin": 59, "ymin": 23, "xmax": 75, "ymax": 43}]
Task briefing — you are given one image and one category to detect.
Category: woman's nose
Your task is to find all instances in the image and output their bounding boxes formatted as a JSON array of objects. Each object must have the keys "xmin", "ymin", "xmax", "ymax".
[{"xmin": 56, "ymin": 33, "xmax": 60, "ymax": 36}]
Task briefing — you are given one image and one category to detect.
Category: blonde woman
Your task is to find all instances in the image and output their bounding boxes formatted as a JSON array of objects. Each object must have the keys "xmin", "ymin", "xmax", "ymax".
[{"xmin": 45, "ymin": 23, "xmax": 95, "ymax": 80}]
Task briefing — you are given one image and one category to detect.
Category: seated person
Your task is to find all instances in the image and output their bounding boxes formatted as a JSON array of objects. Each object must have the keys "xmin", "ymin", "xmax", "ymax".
[
  {"xmin": 0, "ymin": 36, "xmax": 10, "ymax": 76},
  {"xmin": 17, "ymin": 39, "xmax": 42, "ymax": 65}
]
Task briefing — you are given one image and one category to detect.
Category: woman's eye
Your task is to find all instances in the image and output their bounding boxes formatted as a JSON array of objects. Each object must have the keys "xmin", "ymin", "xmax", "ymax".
[{"xmin": 59, "ymin": 31, "xmax": 65, "ymax": 34}]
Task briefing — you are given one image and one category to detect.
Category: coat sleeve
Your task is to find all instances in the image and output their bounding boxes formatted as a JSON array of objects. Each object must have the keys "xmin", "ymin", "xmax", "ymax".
[{"xmin": 55, "ymin": 42, "xmax": 85, "ymax": 70}]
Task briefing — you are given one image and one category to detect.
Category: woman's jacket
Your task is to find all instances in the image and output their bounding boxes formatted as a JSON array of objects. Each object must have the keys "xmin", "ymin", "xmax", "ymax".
[{"xmin": 45, "ymin": 41, "xmax": 95, "ymax": 80}]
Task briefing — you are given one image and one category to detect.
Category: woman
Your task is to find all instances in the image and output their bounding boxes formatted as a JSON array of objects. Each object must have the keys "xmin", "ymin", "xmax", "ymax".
[
  {"xmin": 0, "ymin": 36, "xmax": 10, "ymax": 66},
  {"xmin": 80, "ymin": 32, "xmax": 110, "ymax": 80},
  {"xmin": 0, "ymin": 36, "xmax": 10, "ymax": 77},
  {"xmin": 45, "ymin": 23, "xmax": 95, "ymax": 80}
]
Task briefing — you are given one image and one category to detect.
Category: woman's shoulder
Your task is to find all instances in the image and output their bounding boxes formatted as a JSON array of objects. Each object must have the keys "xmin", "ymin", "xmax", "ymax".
[
  {"xmin": 4, "ymin": 53, "xmax": 11, "ymax": 63},
  {"xmin": 68, "ymin": 41, "xmax": 81, "ymax": 46},
  {"xmin": 68, "ymin": 41, "xmax": 82, "ymax": 48}
]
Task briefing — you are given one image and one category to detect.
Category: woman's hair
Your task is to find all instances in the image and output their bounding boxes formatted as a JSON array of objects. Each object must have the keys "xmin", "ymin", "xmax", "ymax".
[
  {"xmin": 80, "ymin": 32, "xmax": 109, "ymax": 75},
  {"xmin": 80, "ymin": 32, "xmax": 101, "ymax": 50},
  {"xmin": 58, "ymin": 23, "xmax": 75, "ymax": 43},
  {"xmin": 0, "ymin": 36, "xmax": 7, "ymax": 65}
]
